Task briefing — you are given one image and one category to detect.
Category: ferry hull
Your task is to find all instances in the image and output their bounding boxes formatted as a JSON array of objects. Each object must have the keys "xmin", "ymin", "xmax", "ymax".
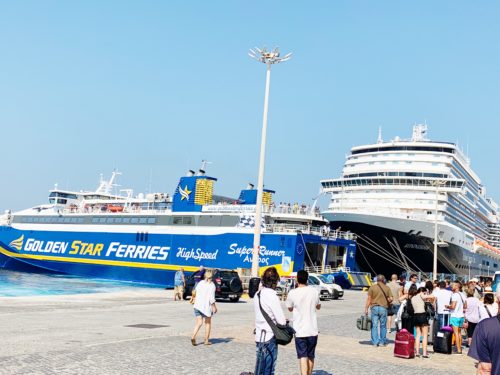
[{"xmin": 0, "ymin": 227, "xmax": 356, "ymax": 286}]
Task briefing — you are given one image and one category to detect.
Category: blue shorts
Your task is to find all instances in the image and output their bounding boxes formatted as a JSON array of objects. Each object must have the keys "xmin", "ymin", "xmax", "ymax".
[
  {"xmin": 194, "ymin": 308, "xmax": 207, "ymax": 318},
  {"xmin": 295, "ymin": 336, "xmax": 318, "ymax": 359},
  {"xmin": 450, "ymin": 317, "xmax": 464, "ymax": 327}
]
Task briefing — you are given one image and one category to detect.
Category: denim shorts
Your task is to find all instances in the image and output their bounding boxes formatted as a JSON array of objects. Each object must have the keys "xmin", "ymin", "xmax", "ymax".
[
  {"xmin": 295, "ymin": 335, "xmax": 318, "ymax": 359},
  {"xmin": 194, "ymin": 308, "xmax": 207, "ymax": 318}
]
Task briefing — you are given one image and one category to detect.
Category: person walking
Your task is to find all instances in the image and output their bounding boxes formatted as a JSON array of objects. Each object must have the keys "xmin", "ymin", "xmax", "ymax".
[
  {"xmin": 173, "ymin": 268, "xmax": 185, "ymax": 301},
  {"xmin": 364, "ymin": 274, "xmax": 393, "ymax": 347},
  {"xmin": 411, "ymin": 287, "xmax": 435, "ymax": 358},
  {"xmin": 468, "ymin": 287, "xmax": 500, "ymax": 375},
  {"xmin": 445, "ymin": 281, "xmax": 467, "ymax": 354},
  {"xmin": 464, "ymin": 285, "xmax": 482, "ymax": 348},
  {"xmin": 191, "ymin": 270, "xmax": 217, "ymax": 346},
  {"xmin": 387, "ymin": 274, "xmax": 402, "ymax": 333},
  {"xmin": 286, "ymin": 270, "xmax": 321, "ymax": 375},
  {"xmin": 254, "ymin": 267, "xmax": 286, "ymax": 375}
]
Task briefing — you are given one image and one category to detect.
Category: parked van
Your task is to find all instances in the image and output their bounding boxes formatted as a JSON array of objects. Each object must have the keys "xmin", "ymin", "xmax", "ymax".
[{"xmin": 308, "ymin": 273, "xmax": 344, "ymax": 299}]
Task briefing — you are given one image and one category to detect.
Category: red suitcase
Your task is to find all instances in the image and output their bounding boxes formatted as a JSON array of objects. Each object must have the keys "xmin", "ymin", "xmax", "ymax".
[{"xmin": 394, "ymin": 329, "xmax": 415, "ymax": 359}]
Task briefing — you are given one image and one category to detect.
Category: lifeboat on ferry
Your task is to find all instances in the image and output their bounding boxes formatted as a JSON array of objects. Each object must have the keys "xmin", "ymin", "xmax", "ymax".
[{"xmin": 107, "ymin": 204, "xmax": 124, "ymax": 213}]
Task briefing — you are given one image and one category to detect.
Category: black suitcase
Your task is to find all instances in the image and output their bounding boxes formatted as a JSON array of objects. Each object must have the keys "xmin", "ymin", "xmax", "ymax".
[{"xmin": 433, "ymin": 329, "xmax": 453, "ymax": 354}]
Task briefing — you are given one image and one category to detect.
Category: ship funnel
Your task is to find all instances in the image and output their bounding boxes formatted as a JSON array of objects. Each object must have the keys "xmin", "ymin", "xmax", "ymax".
[
  {"xmin": 198, "ymin": 169, "xmax": 206, "ymax": 176},
  {"xmin": 247, "ymin": 183, "xmax": 255, "ymax": 190},
  {"xmin": 187, "ymin": 170, "xmax": 195, "ymax": 177}
]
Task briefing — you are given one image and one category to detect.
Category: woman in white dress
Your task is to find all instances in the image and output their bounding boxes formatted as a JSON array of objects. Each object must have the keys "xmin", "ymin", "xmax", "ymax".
[{"xmin": 191, "ymin": 270, "xmax": 217, "ymax": 346}]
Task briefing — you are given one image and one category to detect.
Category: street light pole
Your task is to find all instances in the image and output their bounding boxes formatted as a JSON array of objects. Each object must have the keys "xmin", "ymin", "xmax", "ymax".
[
  {"xmin": 249, "ymin": 47, "xmax": 291, "ymax": 278},
  {"xmin": 431, "ymin": 180, "xmax": 446, "ymax": 279}
]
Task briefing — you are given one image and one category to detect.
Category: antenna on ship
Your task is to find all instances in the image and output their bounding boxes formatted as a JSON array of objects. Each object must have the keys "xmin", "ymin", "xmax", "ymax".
[
  {"xmin": 198, "ymin": 160, "xmax": 212, "ymax": 175},
  {"xmin": 412, "ymin": 123, "xmax": 429, "ymax": 142},
  {"xmin": 377, "ymin": 127, "xmax": 383, "ymax": 144}
]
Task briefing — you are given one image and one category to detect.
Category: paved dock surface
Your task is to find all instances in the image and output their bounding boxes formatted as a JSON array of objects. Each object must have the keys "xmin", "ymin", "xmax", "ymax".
[{"xmin": 0, "ymin": 289, "xmax": 475, "ymax": 374}]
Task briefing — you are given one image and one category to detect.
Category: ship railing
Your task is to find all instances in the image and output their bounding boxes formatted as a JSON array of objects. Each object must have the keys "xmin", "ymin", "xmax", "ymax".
[
  {"xmin": 0, "ymin": 212, "xmax": 11, "ymax": 226},
  {"xmin": 331, "ymin": 208, "xmax": 431, "ymax": 221},
  {"xmin": 265, "ymin": 224, "xmax": 356, "ymax": 241},
  {"xmin": 59, "ymin": 206, "xmax": 173, "ymax": 215},
  {"xmin": 202, "ymin": 204, "xmax": 322, "ymax": 218},
  {"xmin": 304, "ymin": 266, "xmax": 352, "ymax": 274}
]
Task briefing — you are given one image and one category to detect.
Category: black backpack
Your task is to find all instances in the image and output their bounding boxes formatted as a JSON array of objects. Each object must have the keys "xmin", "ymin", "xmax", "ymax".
[{"xmin": 404, "ymin": 298, "xmax": 414, "ymax": 317}]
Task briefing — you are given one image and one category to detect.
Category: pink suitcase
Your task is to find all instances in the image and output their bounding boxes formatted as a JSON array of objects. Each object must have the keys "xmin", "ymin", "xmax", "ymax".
[{"xmin": 394, "ymin": 329, "xmax": 415, "ymax": 359}]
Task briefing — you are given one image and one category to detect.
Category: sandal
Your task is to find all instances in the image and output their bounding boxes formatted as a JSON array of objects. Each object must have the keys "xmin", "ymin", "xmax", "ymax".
[
  {"xmin": 422, "ymin": 354, "xmax": 429, "ymax": 358},
  {"xmin": 191, "ymin": 338, "xmax": 196, "ymax": 346},
  {"xmin": 204, "ymin": 340, "xmax": 212, "ymax": 346}
]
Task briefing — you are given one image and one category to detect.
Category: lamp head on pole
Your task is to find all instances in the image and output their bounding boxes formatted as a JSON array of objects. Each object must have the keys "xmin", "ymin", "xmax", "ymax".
[{"xmin": 249, "ymin": 47, "xmax": 292, "ymax": 65}]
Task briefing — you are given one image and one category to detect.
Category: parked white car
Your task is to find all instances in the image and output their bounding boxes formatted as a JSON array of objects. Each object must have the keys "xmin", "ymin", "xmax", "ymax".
[{"xmin": 308, "ymin": 273, "xmax": 344, "ymax": 300}]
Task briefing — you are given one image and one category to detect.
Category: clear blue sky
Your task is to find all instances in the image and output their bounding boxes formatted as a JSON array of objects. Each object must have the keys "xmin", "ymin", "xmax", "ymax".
[{"xmin": 1, "ymin": 1, "xmax": 499, "ymax": 211}]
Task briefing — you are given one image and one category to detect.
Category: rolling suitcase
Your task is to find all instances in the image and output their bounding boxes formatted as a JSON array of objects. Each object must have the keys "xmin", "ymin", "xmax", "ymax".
[
  {"xmin": 356, "ymin": 314, "xmax": 372, "ymax": 331},
  {"xmin": 433, "ymin": 328, "xmax": 453, "ymax": 354},
  {"xmin": 394, "ymin": 329, "xmax": 415, "ymax": 359}
]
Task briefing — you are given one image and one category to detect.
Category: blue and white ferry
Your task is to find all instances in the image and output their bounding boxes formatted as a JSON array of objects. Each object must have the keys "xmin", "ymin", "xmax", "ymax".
[{"xmin": 0, "ymin": 165, "xmax": 357, "ymax": 286}]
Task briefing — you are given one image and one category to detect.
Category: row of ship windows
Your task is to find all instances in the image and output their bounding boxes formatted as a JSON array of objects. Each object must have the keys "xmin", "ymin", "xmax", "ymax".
[
  {"xmin": 20, "ymin": 217, "xmax": 157, "ymax": 225},
  {"xmin": 343, "ymin": 172, "xmax": 447, "ymax": 178},
  {"xmin": 322, "ymin": 179, "xmax": 463, "ymax": 188},
  {"xmin": 347, "ymin": 161, "xmax": 445, "ymax": 166},
  {"xmin": 18, "ymin": 216, "xmax": 195, "ymax": 225},
  {"xmin": 456, "ymin": 262, "xmax": 498, "ymax": 269},
  {"xmin": 351, "ymin": 146, "xmax": 455, "ymax": 155},
  {"xmin": 351, "ymin": 153, "xmax": 448, "ymax": 159}
]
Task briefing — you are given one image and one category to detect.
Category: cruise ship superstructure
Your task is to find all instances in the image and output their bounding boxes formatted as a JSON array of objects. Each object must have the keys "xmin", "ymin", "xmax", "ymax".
[{"xmin": 321, "ymin": 125, "xmax": 500, "ymax": 277}]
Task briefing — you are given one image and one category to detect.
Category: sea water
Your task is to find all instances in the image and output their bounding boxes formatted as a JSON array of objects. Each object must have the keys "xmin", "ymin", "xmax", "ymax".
[{"xmin": 0, "ymin": 269, "xmax": 158, "ymax": 297}]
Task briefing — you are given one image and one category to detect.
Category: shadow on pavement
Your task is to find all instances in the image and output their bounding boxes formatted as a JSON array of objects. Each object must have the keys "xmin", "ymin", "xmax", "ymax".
[
  {"xmin": 312, "ymin": 371, "xmax": 333, "ymax": 375},
  {"xmin": 358, "ymin": 339, "xmax": 394, "ymax": 345},
  {"xmin": 210, "ymin": 337, "xmax": 234, "ymax": 344}
]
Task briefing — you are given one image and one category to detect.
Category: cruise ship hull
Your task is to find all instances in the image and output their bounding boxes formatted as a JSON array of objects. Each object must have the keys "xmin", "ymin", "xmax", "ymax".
[{"xmin": 323, "ymin": 213, "xmax": 497, "ymax": 278}]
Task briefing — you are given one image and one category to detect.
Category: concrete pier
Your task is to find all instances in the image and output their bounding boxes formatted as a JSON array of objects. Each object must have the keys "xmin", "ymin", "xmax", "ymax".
[{"xmin": 0, "ymin": 289, "xmax": 474, "ymax": 374}]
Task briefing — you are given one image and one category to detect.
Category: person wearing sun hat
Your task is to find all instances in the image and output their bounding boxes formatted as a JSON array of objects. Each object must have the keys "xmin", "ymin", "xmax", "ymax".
[{"xmin": 469, "ymin": 278, "xmax": 483, "ymax": 299}]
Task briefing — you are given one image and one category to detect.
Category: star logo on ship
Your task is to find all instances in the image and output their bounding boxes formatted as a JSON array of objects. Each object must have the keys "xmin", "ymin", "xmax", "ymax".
[{"xmin": 179, "ymin": 185, "xmax": 192, "ymax": 201}]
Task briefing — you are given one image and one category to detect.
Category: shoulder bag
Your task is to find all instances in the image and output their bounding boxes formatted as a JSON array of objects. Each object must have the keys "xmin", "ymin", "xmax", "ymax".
[
  {"xmin": 485, "ymin": 305, "xmax": 493, "ymax": 318},
  {"xmin": 257, "ymin": 292, "xmax": 295, "ymax": 345},
  {"xmin": 377, "ymin": 284, "xmax": 394, "ymax": 316}
]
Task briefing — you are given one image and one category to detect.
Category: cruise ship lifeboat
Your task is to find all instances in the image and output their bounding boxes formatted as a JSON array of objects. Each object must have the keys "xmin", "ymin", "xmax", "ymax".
[{"xmin": 107, "ymin": 204, "xmax": 124, "ymax": 213}]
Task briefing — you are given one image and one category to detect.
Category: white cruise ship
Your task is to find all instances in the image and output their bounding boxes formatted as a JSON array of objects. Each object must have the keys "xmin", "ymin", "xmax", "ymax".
[{"xmin": 321, "ymin": 124, "xmax": 500, "ymax": 278}]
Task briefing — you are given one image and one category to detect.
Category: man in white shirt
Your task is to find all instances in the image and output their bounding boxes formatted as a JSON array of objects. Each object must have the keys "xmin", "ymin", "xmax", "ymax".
[
  {"xmin": 432, "ymin": 280, "xmax": 453, "ymax": 329},
  {"xmin": 404, "ymin": 274, "xmax": 418, "ymax": 293},
  {"xmin": 286, "ymin": 270, "xmax": 321, "ymax": 375},
  {"xmin": 445, "ymin": 281, "xmax": 467, "ymax": 354}
]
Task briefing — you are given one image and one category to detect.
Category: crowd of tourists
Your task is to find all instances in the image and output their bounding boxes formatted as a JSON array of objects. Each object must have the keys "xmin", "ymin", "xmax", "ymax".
[
  {"xmin": 172, "ymin": 265, "xmax": 499, "ymax": 374},
  {"xmin": 365, "ymin": 273, "xmax": 500, "ymax": 374}
]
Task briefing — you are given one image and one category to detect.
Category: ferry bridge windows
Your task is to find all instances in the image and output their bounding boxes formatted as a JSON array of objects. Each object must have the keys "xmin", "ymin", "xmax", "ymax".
[{"xmin": 173, "ymin": 216, "xmax": 193, "ymax": 225}]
